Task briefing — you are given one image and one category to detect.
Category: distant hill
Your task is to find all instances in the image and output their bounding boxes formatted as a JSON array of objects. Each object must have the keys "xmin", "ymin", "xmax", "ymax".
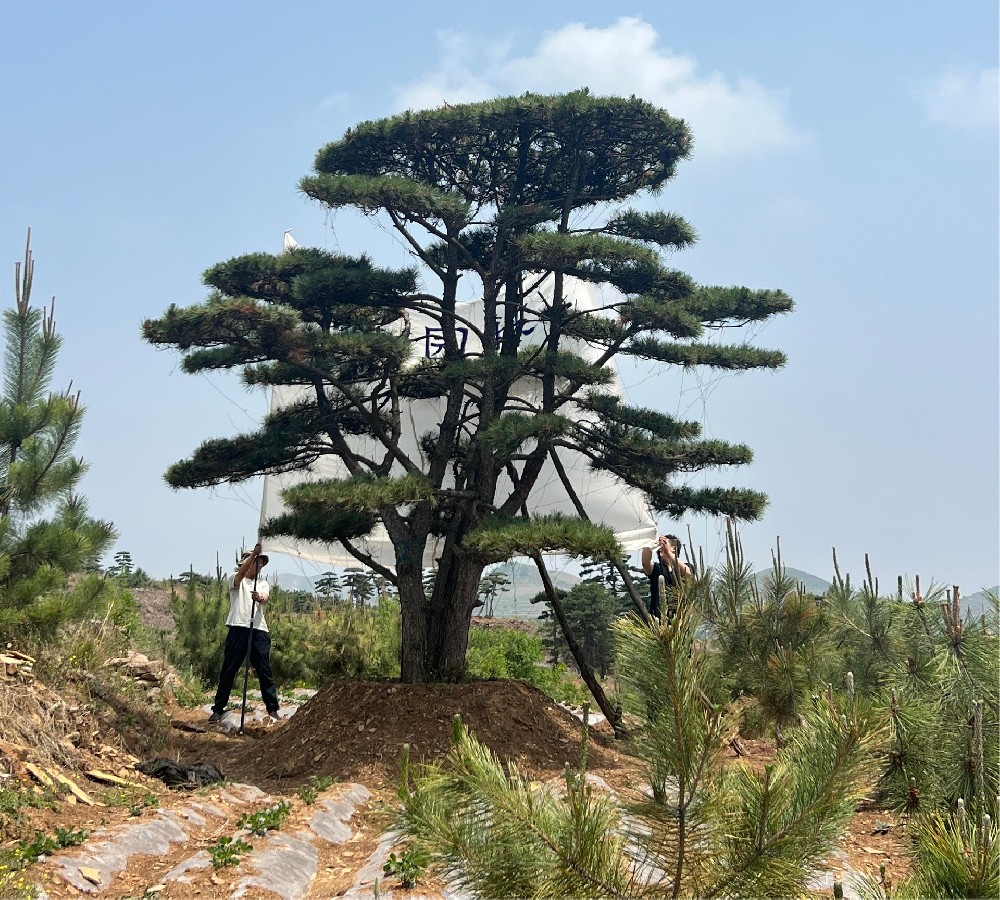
[
  {"xmin": 274, "ymin": 572, "xmax": 317, "ymax": 593},
  {"xmin": 481, "ymin": 561, "xmax": 580, "ymax": 619},
  {"xmin": 751, "ymin": 567, "xmax": 832, "ymax": 597},
  {"xmin": 956, "ymin": 586, "xmax": 998, "ymax": 619}
]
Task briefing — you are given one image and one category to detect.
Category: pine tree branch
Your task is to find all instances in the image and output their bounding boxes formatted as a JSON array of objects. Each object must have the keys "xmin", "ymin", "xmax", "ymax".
[
  {"xmin": 336, "ymin": 535, "xmax": 396, "ymax": 584},
  {"xmin": 531, "ymin": 550, "xmax": 623, "ymax": 734},
  {"xmin": 547, "ymin": 446, "xmax": 651, "ymax": 623},
  {"xmin": 406, "ymin": 721, "xmax": 634, "ymax": 898}
]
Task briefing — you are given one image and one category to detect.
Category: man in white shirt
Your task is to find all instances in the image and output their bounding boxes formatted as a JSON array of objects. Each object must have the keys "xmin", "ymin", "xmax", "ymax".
[{"xmin": 208, "ymin": 543, "xmax": 279, "ymax": 724}]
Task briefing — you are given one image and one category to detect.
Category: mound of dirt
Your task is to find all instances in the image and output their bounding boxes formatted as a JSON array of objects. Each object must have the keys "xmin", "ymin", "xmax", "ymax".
[{"xmin": 220, "ymin": 679, "xmax": 628, "ymax": 787}]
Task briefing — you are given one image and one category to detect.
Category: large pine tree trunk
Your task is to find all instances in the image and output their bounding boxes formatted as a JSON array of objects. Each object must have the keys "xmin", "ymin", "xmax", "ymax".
[{"xmin": 398, "ymin": 554, "xmax": 483, "ymax": 682}]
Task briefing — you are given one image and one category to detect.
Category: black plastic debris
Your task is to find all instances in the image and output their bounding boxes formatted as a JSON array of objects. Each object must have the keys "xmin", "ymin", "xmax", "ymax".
[{"xmin": 137, "ymin": 758, "xmax": 225, "ymax": 789}]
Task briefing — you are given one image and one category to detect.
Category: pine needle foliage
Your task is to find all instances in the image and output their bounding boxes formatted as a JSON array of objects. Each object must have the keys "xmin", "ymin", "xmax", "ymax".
[
  {"xmin": 462, "ymin": 513, "xmax": 621, "ymax": 562},
  {"xmin": 536, "ymin": 581, "xmax": 619, "ymax": 678},
  {"xmin": 823, "ymin": 557, "xmax": 909, "ymax": 696},
  {"xmin": 694, "ymin": 531, "xmax": 840, "ymax": 731},
  {"xmin": 868, "ymin": 586, "xmax": 998, "ymax": 814},
  {"xmin": 618, "ymin": 611, "xmax": 881, "ymax": 899},
  {"xmin": 885, "ymin": 810, "xmax": 999, "ymax": 899},
  {"xmin": 400, "ymin": 716, "xmax": 634, "ymax": 899},
  {"xmin": 398, "ymin": 607, "xmax": 881, "ymax": 899},
  {"xmin": 168, "ymin": 569, "xmax": 228, "ymax": 685},
  {"xmin": 269, "ymin": 597, "xmax": 401, "ymax": 682},
  {"xmin": 692, "ymin": 531, "xmax": 999, "ymax": 821},
  {"xmin": 707, "ymin": 694, "xmax": 883, "ymax": 899}
]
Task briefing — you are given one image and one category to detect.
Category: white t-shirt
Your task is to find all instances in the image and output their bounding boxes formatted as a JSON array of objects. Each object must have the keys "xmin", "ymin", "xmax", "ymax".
[{"xmin": 226, "ymin": 572, "xmax": 270, "ymax": 631}]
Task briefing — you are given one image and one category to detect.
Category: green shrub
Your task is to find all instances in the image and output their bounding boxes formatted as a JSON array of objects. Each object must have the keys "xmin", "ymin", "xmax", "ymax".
[
  {"xmin": 168, "ymin": 572, "xmax": 227, "ymax": 685},
  {"xmin": 6, "ymin": 826, "xmax": 87, "ymax": 870},
  {"xmin": 466, "ymin": 625, "xmax": 588, "ymax": 706},
  {"xmin": 270, "ymin": 598, "xmax": 400, "ymax": 685},
  {"xmin": 383, "ymin": 846, "xmax": 429, "ymax": 888},
  {"xmin": 467, "ymin": 627, "xmax": 542, "ymax": 680},
  {"xmin": 526, "ymin": 661, "xmax": 590, "ymax": 708},
  {"xmin": 0, "ymin": 783, "xmax": 63, "ymax": 842},
  {"xmin": 297, "ymin": 774, "xmax": 336, "ymax": 805},
  {"xmin": 168, "ymin": 586, "xmax": 403, "ymax": 691},
  {"xmin": 237, "ymin": 801, "xmax": 291, "ymax": 836}
]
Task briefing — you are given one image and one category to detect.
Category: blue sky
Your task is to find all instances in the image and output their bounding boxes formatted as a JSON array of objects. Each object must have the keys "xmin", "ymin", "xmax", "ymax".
[{"xmin": 1, "ymin": 0, "xmax": 997, "ymax": 593}]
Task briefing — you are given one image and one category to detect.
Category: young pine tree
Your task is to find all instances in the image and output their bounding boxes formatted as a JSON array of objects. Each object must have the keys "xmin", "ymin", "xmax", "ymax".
[
  {"xmin": 477, "ymin": 569, "xmax": 512, "ymax": 618},
  {"xmin": 856, "ymin": 699, "xmax": 999, "ymax": 900},
  {"xmin": 0, "ymin": 230, "xmax": 117, "ymax": 639},
  {"xmin": 538, "ymin": 581, "xmax": 618, "ymax": 678},
  {"xmin": 873, "ymin": 584, "xmax": 999, "ymax": 815},
  {"xmin": 695, "ymin": 529, "xmax": 838, "ymax": 734},
  {"xmin": 314, "ymin": 570, "xmax": 342, "ymax": 605},
  {"xmin": 169, "ymin": 567, "xmax": 228, "ymax": 685},
  {"xmin": 398, "ymin": 607, "xmax": 883, "ymax": 899}
]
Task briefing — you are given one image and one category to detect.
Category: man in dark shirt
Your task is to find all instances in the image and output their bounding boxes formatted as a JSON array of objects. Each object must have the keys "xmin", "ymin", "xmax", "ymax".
[{"xmin": 641, "ymin": 533, "xmax": 692, "ymax": 621}]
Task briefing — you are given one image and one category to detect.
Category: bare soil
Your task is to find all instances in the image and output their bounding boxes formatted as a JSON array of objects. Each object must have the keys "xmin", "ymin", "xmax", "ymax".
[{"xmin": 175, "ymin": 679, "xmax": 631, "ymax": 793}]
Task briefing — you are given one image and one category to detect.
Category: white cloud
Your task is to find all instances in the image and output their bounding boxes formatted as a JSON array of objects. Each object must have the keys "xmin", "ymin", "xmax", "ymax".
[
  {"xmin": 393, "ymin": 17, "xmax": 805, "ymax": 159},
  {"xmin": 924, "ymin": 66, "xmax": 999, "ymax": 129}
]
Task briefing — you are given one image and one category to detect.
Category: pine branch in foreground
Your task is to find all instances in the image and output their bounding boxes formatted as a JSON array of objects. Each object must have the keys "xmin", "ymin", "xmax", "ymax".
[
  {"xmin": 704, "ymin": 692, "xmax": 884, "ymax": 899},
  {"xmin": 398, "ymin": 717, "xmax": 634, "ymax": 899},
  {"xmin": 613, "ymin": 611, "xmax": 729, "ymax": 898}
]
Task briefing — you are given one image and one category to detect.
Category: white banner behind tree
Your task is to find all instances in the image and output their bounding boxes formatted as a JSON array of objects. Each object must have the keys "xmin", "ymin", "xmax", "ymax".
[{"xmin": 259, "ymin": 275, "xmax": 657, "ymax": 569}]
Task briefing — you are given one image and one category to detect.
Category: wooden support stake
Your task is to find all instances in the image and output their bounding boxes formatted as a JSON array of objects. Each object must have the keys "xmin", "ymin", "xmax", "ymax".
[
  {"xmin": 86, "ymin": 769, "xmax": 144, "ymax": 789},
  {"xmin": 49, "ymin": 768, "xmax": 97, "ymax": 805},
  {"xmin": 24, "ymin": 763, "xmax": 54, "ymax": 789}
]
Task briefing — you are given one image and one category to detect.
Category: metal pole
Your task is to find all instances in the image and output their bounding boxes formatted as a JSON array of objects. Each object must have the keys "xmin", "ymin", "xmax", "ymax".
[{"xmin": 238, "ymin": 557, "xmax": 260, "ymax": 735}]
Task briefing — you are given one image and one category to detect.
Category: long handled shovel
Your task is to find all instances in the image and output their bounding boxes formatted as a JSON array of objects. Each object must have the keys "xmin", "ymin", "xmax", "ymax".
[{"xmin": 238, "ymin": 559, "xmax": 260, "ymax": 736}]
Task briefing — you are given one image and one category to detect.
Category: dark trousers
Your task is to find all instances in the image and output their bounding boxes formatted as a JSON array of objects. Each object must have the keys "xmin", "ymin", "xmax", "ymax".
[
  {"xmin": 647, "ymin": 595, "xmax": 676, "ymax": 622},
  {"xmin": 212, "ymin": 627, "xmax": 279, "ymax": 715}
]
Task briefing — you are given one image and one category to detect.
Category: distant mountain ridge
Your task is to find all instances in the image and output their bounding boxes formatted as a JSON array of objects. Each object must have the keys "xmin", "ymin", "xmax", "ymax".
[
  {"xmin": 751, "ymin": 567, "xmax": 832, "ymax": 597},
  {"xmin": 482, "ymin": 561, "xmax": 580, "ymax": 618},
  {"xmin": 274, "ymin": 572, "xmax": 317, "ymax": 593}
]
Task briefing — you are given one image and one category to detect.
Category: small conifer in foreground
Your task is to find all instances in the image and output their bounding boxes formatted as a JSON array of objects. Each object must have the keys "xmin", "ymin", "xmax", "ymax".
[{"xmin": 396, "ymin": 607, "xmax": 882, "ymax": 898}]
